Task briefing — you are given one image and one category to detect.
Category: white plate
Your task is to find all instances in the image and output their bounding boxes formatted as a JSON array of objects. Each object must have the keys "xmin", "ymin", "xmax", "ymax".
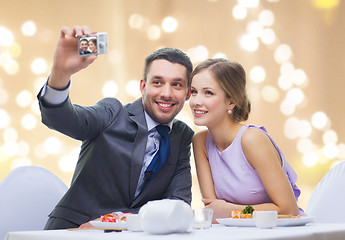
[
  {"xmin": 216, "ymin": 216, "xmax": 314, "ymax": 227},
  {"xmin": 90, "ymin": 220, "xmax": 127, "ymax": 229}
]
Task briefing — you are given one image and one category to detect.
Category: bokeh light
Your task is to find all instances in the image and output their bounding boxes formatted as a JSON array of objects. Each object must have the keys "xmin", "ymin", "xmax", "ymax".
[
  {"xmin": 303, "ymin": 151, "xmax": 318, "ymax": 167},
  {"xmin": 260, "ymin": 28, "xmax": 276, "ymax": 45},
  {"xmin": 274, "ymin": 44, "xmax": 292, "ymax": 63},
  {"xmin": 31, "ymin": 58, "xmax": 48, "ymax": 75},
  {"xmin": 21, "ymin": 113, "xmax": 37, "ymax": 130},
  {"xmin": 3, "ymin": 127, "xmax": 18, "ymax": 142},
  {"xmin": 4, "ymin": 59, "xmax": 19, "ymax": 75},
  {"xmin": 59, "ymin": 148, "xmax": 79, "ymax": 173},
  {"xmin": 323, "ymin": 130, "xmax": 338, "ymax": 144},
  {"xmin": 261, "ymin": 85, "xmax": 279, "ymax": 103},
  {"xmin": 21, "ymin": 20, "xmax": 37, "ymax": 36},
  {"xmin": 0, "ymin": 88, "xmax": 9, "ymax": 105},
  {"xmin": 44, "ymin": 136, "xmax": 61, "ymax": 155},
  {"xmin": 0, "ymin": 109, "xmax": 11, "ymax": 128},
  {"xmin": 247, "ymin": 21, "xmax": 263, "ymax": 37},
  {"xmin": 311, "ymin": 111, "xmax": 328, "ymax": 130},
  {"xmin": 249, "ymin": 66, "xmax": 266, "ymax": 83},
  {"xmin": 240, "ymin": 34, "xmax": 259, "ymax": 52},
  {"xmin": 232, "ymin": 4, "xmax": 247, "ymax": 20},
  {"xmin": 238, "ymin": 0, "xmax": 260, "ymax": 8},
  {"xmin": 187, "ymin": 45, "xmax": 209, "ymax": 63},
  {"xmin": 102, "ymin": 80, "xmax": 118, "ymax": 97},
  {"xmin": 0, "ymin": 26, "xmax": 14, "ymax": 46},
  {"xmin": 162, "ymin": 17, "xmax": 178, "ymax": 33},
  {"xmin": 147, "ymin": 25, "xmax": 161, "ymax": 40},
  {"xmin": 126, "ymin": 80, "xmax": 140, "ymax": 98},
  {"xmin": 259, "ymin": 10, "xmax": 275, "ymax": 27},
  {"xmin": 129, "ymin": 14, "xmax": 144, "ymax": 29},
  {"xmin": 16, "ymin": 90, "xmax": 33, "ymax": 108}
]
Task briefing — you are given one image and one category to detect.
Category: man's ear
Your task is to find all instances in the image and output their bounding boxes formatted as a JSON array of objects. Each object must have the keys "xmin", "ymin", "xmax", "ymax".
[
  {"xmin": 186, "ymin": 88, "xmax": 191, "ymax": 100},
  {"xmin": 140, "ymin": 79, "xmax": 146, "ymax": 96}
]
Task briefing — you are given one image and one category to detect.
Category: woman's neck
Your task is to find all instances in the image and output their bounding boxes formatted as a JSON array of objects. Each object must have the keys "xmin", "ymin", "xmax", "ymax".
[{"xmin": 208, "ymin": 120, "xmax": 243, "ymax": 152}]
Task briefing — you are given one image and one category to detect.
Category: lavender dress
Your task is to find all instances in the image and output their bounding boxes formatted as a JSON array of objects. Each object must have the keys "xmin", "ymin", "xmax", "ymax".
[{"xmin": 206, "ymin": 125, "xmax": 304, "ymax": 214}]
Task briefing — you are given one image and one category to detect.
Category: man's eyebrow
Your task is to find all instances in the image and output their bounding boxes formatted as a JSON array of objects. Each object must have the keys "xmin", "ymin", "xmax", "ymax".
[{"xmin": 151, "ymin": 75, "xmax": 163, "ymax": 80}]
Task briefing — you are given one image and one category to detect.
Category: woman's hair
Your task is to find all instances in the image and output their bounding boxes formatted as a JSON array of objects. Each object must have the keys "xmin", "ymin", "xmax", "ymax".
[
  {"xmin": 89, "ymin": 38, "xmax": 97, "ymax": 50},
  {"xmin": 191, "ymin": 58, "xmax": 251, "ymax": 122}
]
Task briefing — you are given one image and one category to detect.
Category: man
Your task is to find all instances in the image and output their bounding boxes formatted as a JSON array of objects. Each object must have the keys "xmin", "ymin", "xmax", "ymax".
[
  {"xmin": 38, "ymin": 26, "xmax": 194, "ymax": 230},
  {"xmin": 79, "ymin": 38, "xmax": 90, "ymax": 55}
]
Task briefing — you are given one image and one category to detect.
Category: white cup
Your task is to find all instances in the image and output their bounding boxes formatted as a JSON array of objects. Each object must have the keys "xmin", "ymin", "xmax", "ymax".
[
  {"xmin": 126, "ymin": 214, "xmax": 142, "ymax": 232},
  {"xmin": 254, "ymin": 211, "xmax": 278, "ymax": 229},
  {"xmin": 192, "ymin": 208, "xmax": 213, "ymax": 229}
]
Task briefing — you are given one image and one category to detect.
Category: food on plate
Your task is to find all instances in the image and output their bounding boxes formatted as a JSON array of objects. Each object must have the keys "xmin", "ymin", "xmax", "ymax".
[
  {"xmin": 101, "ymin": 214, "xmax": 117, "ymax": 222},
  {"xmin": 118, "ymin": 213, "xmax": 133, "ymax": 222},
  {"xmin": 231, "ymin": 210, "xmax": 241, "ymax": 219},
  {"xmin": 231, "ymin": 205, "xmax": 301, "ymax": 220},
  {"xmin": 278, "ymin": 214, "xmax": 292, "ymax": 218},
  {"xmin": 232, "ymin": 205, "xmax": 255, "ymax": 219},
  {"xmin": 100, "ymin": 213, "xmax": 133, "ymax": 223}
]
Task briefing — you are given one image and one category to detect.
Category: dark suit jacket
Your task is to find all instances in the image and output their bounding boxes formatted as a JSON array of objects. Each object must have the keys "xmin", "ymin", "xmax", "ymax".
[{"xmin": 38, "ymin": 96, "xmax": 194, "ymax": 226}]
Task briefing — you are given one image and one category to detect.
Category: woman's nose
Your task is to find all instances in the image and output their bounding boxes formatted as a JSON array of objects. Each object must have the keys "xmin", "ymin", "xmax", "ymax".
[{"xmin": 190, "ymin": 93, "xmax": 201, "ymax": 106}]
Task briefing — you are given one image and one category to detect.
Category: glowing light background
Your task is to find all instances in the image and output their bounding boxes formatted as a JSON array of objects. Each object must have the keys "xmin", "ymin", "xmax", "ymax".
[{"xmin": 0, "ymin": 0, "xmax": 344, "ymax": 210}]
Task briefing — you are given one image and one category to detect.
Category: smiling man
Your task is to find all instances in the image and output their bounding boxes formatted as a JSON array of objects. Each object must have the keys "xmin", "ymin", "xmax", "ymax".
[
  {"xmin": 37, "ymin": 26, "xmax": 194, "ymax": 230},
  {"xmin": 79, "ymin": 38, "xmax": 90, "ymax": 55}
]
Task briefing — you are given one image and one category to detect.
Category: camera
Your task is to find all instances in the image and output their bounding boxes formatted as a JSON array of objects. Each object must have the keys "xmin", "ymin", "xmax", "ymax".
[{"xmin": 78, "ymin": 32, "xmax": 108, "ymax": 57}]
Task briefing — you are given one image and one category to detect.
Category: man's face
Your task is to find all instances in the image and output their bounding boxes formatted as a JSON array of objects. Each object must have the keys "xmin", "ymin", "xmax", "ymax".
[
  {"xmin": 80, "ymin": 40, "xmax": 89, "ymax": 52},
  {"xmin": 140, "ymin": 59, "xmax": 190, "ymax": 124}
]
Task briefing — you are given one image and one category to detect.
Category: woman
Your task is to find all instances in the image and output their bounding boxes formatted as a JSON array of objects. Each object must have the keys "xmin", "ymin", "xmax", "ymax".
[
  {"xmin": 88, "ymin": 38, "xmax": 97, "ymax": 53},
  {"xmin": 189, "ymin": 58, "xmax": 303, "ymax": 220}
]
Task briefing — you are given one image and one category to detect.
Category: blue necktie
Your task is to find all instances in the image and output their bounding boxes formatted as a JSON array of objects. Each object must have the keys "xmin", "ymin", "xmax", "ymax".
[{"xmin": 144, "ymin": 125, "xmax": 170, "ymax": 182}]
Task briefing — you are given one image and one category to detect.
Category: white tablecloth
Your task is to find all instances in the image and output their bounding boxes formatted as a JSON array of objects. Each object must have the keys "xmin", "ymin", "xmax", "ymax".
[{"xmin": 6, "ymin": 223, "xmax": 345, "ymax": 240}]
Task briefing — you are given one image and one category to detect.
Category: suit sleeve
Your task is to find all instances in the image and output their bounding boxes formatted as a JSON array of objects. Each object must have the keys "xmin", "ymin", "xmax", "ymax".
[
  {"xmin": 38, "ymin": 94, "xmax": 123, "ymax": 141},
  {"xmin": 162, "ymin": 124, "xmax": 194, "ymax": 204}
]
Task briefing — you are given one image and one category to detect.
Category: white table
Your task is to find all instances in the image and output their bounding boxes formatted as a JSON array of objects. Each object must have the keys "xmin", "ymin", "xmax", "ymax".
[{"xmin": 6, "ymin": 223, "xmax": 345, "ymax": 240}]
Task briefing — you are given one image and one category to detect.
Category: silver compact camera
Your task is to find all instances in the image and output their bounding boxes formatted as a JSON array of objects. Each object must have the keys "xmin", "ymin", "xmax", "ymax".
[{"xmin": 78, "ymin": 32, "xmax": 108, "ymax": 57}]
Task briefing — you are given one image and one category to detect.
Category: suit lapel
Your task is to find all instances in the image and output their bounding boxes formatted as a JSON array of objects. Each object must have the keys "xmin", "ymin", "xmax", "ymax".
[{"xmin": 128, "ymin": 98, "xmax": 148, "ymax": 203}]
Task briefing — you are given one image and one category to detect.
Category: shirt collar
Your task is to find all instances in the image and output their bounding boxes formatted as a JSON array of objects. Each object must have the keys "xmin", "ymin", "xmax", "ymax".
[{"xmin": 144, "ymin": 111, "xmax": 172, "ymax": 132}]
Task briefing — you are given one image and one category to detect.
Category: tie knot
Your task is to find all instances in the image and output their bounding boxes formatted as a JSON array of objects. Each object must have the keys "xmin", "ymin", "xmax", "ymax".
[{"xmin": 155, "ymin": 125, "xmax": 169, "ymax": 136}]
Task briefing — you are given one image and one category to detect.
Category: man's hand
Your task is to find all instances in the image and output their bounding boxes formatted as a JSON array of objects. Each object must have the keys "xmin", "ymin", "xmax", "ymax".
[{"xmin": 48, "ymin": 25, "xmax": 98, "ymax": 90}]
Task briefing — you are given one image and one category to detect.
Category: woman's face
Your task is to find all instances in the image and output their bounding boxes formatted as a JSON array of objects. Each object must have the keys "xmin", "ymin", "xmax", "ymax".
[
  {"xmin": 89, "ymin": 41, "xmax": 97, "ymax": 52},
  {"xmin": 189, "ymin": 69, "xmax": 231, "ymax": 127}
]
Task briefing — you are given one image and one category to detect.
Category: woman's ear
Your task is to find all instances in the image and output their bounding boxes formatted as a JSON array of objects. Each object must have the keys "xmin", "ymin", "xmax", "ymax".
[{"xmin": 228, "ymin": 98, "xmax": 236, "ymax": 111}]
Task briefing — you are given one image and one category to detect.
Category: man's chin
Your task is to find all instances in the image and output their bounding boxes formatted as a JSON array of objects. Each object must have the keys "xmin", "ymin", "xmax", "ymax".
[{"xmin": 153, "ymin": 113, "xmax": 176, "ymax": 125}]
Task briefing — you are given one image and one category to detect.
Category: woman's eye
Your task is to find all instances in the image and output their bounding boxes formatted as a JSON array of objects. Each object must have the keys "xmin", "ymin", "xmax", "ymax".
[
  {"xmin": 190, "ymin": 89, "xmax": 197, "ymax": 94},
  {"xmin": 205, "ymin": 91, "xmax": 213, "ymax": 95}
]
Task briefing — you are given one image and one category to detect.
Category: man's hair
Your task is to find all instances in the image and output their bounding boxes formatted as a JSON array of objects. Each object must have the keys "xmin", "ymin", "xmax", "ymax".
[
  {"xmin": 143, "ymin": 47, "xmax": 193, "ymax": 88},
  {"xmin": 80, "ymin": 38, "xmax": 89, "ymax": 43}
]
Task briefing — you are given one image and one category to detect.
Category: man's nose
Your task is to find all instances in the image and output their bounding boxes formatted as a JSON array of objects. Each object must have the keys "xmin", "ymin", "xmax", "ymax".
[{"xmin": 161, "ymin": 85, "xmax": 172, "ymax": 98}]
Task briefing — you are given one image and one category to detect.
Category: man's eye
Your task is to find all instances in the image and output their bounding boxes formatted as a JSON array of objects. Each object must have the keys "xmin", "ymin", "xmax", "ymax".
[{"xmin": 173, "ymin": 83, "xmax": 182, "ymax": 87}]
